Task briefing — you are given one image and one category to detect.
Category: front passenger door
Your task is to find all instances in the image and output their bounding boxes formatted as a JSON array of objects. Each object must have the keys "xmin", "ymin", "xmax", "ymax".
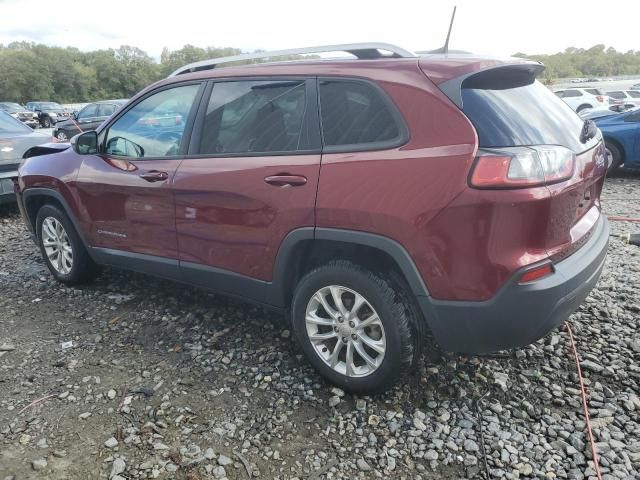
[{"xmin": 75, "ymin": 83, "xmax": 203, "ymax": 262}]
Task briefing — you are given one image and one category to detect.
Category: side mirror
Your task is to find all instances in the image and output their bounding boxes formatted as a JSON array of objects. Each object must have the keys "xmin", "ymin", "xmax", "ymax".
[
  {"xmin": 72, "ymin": 111, "xmax": 79, "ymax": 119},
  {"xmin": 71, "ymin": 131, "xmax": 98, "ymax": 154}
]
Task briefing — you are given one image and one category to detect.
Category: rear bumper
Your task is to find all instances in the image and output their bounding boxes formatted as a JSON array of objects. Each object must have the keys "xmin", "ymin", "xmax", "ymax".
[{"xmin": 418, "ymin": 215, "xmax": 609, "ymax": 354}]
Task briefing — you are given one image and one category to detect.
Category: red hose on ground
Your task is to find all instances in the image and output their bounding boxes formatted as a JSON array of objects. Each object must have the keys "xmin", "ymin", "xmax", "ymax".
[
  {"xmin": 564, "ymin": 321, "xmax": 603, "ymax": 480},
  {"xmin": 607, "ymin": 215, "xmax": 640, "ymax": 223}
]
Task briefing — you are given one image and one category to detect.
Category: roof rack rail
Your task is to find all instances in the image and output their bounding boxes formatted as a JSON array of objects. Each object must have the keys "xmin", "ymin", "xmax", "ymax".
[{"xmin": 168, "ymin": 42, "xmax": 416, "ymax": 77}]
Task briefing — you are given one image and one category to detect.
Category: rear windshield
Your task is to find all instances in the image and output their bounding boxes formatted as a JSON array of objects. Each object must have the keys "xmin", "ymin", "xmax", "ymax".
[
  {"xmin": 461, "ymin": 80, "xmax": 598, "ymax": 153},
  {"xmin": 0, "ymin": 111, "xmax": 31, "ymax": 133}
]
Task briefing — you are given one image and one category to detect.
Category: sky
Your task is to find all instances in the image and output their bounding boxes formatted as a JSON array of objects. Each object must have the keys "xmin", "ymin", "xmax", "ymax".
[{"xmin": 1, "ymin": 0, "xmax": 639, "ymax": 59}]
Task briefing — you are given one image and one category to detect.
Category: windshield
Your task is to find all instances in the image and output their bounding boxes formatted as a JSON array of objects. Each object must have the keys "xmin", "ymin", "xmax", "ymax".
[
  {"xmin": 461, "ymin": 80, "xmax": 599, "ymax": 153},
  {"xmin": 0, "ymin": 111, "xmax": 32, "ymax": 134},
  {"xmin": 0, "ymin": 103, "xmax": 24, "ymax": 111},
  {"xmin": 41, "ymin": 103, "xmax": 63, "ymax": 110}
]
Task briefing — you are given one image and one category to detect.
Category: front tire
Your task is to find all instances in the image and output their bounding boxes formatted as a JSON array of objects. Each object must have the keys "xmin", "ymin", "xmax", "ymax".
[
  {"xmin": 36, "ymin": 204, "xmax": 100, "ymax": 285},
  {"xmin": 605, "ymin": 143, "xmax": 622, "ymax": 172},
  {"xmin": 291, "ymin": 260, "xmax": 417, "ymax": 395},
  {"xmin": 55, "ymin": 130, "xmax": 68, "ymax": 141}
]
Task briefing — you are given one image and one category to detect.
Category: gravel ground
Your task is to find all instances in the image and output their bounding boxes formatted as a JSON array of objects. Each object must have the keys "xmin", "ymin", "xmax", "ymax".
[{"xmin": 0, "ymin": 172, "xmax": 639, "ymax": 480}]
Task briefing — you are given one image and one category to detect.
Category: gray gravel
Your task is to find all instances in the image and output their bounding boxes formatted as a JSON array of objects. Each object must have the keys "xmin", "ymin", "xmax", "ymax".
[{"xmin": 0, "ymin": 171, "xmax": 639, "ymax": 479}]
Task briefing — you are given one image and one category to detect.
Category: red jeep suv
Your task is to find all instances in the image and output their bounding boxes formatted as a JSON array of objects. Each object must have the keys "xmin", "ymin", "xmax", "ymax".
[{"xmin": 16, "ymin": 44, "xmax": 609, "ymax": 394}]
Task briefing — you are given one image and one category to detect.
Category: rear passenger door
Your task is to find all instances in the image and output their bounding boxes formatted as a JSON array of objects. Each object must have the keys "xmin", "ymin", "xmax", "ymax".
[{"xmin": 174, "ymin": 78, "xmax": 321, "ymax": 285}]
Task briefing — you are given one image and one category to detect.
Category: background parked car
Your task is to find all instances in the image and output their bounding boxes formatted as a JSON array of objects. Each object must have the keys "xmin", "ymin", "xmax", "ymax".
[
  {"xmin": 0, "ymin": 111, "xmax": 48, "ymax": 203},
  {"xmin": 52, "ymin": 100, "xmax": 128, "ymax": 141},
  {"xmin": 554, "ymin": 87, "xmax": 611, "ymax": 112},
  {"xmin": 0, "ymin": 102, "xmax": 39, "ymax": 129},
  {"xmin": 25, "ymin": 101, "xmax": 70, "ymax": 128},
  {"xmin": 631, "ymin": 83, "xmax": 640, "ymax": 90},
  {"xmin": 606, "ymin": 90, "xmax": 640, "ymax": 108},
  {"xmin": 594, "ymin": 107, "xmax": 640, "ymax": 170}
]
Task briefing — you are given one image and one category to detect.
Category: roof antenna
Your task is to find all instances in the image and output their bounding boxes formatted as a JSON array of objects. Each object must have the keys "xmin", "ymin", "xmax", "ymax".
[{"xmin": 421, "ymin": 6, "xmax": 457, "ymax": 55}]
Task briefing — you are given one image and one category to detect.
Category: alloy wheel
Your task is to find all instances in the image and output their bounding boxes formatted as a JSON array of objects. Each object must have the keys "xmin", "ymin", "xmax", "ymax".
[
  {"xmin": 56, "ymin": 131, "xmax": 68, "ymax": 141},
  {"xmin": 305, "ymin": 285, "xmax": 386, "ymax": 377},
  {"xmin": 41, "ymin": 217, "xmax": 73, "ymax": 274}
]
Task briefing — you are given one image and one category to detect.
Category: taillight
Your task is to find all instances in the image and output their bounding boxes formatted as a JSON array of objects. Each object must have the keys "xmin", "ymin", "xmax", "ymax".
[
  {"xmin": 519, "ymin": 263, "xmax": 554, "ymax": 284},
  {"xmin": 596, "ymin": 95, "xmax": 604, "ymax": 103},
  {"xmin": 469, "ymin": 146, "xmax": 575, "ymax": 189}
]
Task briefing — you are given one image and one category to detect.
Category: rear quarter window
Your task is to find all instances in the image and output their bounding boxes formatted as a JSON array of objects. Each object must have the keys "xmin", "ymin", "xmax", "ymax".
[{"xmin": 319, "ymin": 79, "xmax": 407, "ymax": 151}]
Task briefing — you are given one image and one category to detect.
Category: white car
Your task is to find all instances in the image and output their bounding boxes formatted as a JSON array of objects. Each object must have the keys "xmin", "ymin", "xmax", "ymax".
[
  {"xmin": 606, "ymin": 90, "xmax": 640, "ymax": 108},
  {"xmin": 553, "ymin": 88, "xmax": 610, "ymax": 112}
]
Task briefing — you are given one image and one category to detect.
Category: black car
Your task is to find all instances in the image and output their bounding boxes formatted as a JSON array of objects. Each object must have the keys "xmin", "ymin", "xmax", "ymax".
[
  {"xmin": 25, "ymin": 101, "xmax": 70, "ymax": 128},
  {"xmin": 52, "ymin": 100, "xmax": 128, "ymax": 141},
  {"xmin": 0, "ymin": 102, "xmax": 39, "ymax": 129}
]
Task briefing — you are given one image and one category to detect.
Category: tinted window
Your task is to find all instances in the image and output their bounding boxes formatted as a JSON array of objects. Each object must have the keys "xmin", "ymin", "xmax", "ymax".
[
  {"xmin": 78, "ymin": 104, "xmax": 97, "ymax": 119},
  {"xmin": 607, "ymin": 91, "xmax": 626, "ymax": 99},
  {"xmin": 563, "ymin": 90, "xmax": 582, "ymax": 97},
  {"xmin": 98, "ymin": 104, "xmax": 117, "ymax": 117},
  {"xmin": 105, "ymin": 84, "xmax": 199, "ymax": 158},
  {"xmin": 461, "ymin": 80, "xmax": 598, "ymax": 153},
  {"xmin": 627, "ymin": 91, "xmax": 640, "ymax": 98},
  {"xmin": 319, "ymin": 80, "xmax": 402, "ymax": 148},
  {"xmin": 585, "ymin": 89, "xmax": 602, "ymax": 96},
  {"xmin": 199, "ymin": 80, "xmax": 308, "ymax": 155},
  {"xmin": 0, "ymin": 111, "xmax": 31, "ymax": 133}
]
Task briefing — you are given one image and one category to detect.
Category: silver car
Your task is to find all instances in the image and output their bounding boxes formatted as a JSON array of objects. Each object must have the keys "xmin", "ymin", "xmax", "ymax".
[{"xmin": 0, "ymin": 111, "xmax": 49, "ymax": 204}]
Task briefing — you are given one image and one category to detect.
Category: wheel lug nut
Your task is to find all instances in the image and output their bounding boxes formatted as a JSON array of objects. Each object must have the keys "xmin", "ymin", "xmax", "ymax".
[
  {"xmin": 338, "ymin": 316, "xmax": 343, "ymax": 323},
  {"xmin": 342, "ymin": 337, "xmax": 348, "ymax": 343},
  {"xmin": 333, "ymin": 326, "xmax": 339, "ymax": 332},
  {"xmin": 349, "ymin": 321, "xmax": 355, "ymax": 328},
  {"xmin": 351, "ymin": 333, "xmax": 357, "ymax": 340}
]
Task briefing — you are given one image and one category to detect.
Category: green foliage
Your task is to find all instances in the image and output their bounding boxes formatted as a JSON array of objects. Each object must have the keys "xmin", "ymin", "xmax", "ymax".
[
  {"xmin": 0, "ymin": 42, "xmax": 243, "ymax": 103},
  {"xmin": 518, "ymin": 45, "xmax": 640, "ymax": 83}
]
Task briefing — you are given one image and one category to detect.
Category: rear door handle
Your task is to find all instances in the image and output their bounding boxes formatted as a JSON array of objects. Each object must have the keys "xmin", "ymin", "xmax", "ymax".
[
  {"xmin": 264, "ymin": 174, "xmax": 307, "ymax": 187},
  {"xmin": 139, "ymin": 170, "xmax": 169, "ymax": 182}
]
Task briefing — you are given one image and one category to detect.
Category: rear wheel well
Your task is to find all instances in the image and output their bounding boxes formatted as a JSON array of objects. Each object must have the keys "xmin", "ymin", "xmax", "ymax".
[{"xmin": 283, "ymin": 239, "xmax": 413, "ymax": 308}]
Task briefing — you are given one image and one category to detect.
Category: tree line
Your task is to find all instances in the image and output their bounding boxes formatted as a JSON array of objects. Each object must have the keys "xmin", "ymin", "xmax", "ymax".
[
  {"xmin": 515, "ymin": 44, "xmax": 640, "ymax": 84},
  {"xmin": 1, "ymin": 42, "xmax": 640, "ymax": 103}
]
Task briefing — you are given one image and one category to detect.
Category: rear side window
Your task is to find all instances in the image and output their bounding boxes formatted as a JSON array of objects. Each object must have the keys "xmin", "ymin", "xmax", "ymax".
[
  {"xmin": 461, "ymin": 80, "xmax": 598, "ymax": 153},
  {"xmin": 628, "ymin": 91, "xmax": 640, "ymax": 98},
  {"xmin": 563, "ymin": 90, "xmax": 582, "ymax": 97},
  {"xmin": 319, "ymin": 79, "xmax": 405, "ymax": 150},
  {"xmin": 98, "ymin": 104, "xmax": 117, "ymax": 117},
  {"xmin": 199, "ymin": 80, "xmax": 310, "ymax": 155},
  {"xmin": 585, "ymin": 88, "xmax": 602, "ymax": 96}
]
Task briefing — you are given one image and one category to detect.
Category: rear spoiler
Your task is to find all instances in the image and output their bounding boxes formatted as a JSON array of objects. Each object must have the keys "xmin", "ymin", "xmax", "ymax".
[{"xmin": 437, "ymin": 63, "xmax": 545, "ymax": 109}]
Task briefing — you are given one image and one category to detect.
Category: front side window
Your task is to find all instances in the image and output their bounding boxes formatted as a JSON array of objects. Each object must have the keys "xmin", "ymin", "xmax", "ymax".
[
  {"xmin": 105, "ymin": 84, "xmax": 199, "ymax": 158},
  {"xmin": 199, "ymin": 80, "xmax": 308, "ymax": 155},
  {"xmin": 627, "ymin": 91, "xmax": 640, "ymax": 99},
  {"xmin": 319, "ymin": 79, "xmax": 402, "ymax": 148},
  {"xmin": 563, "ymin": 90, "xmax": 582, "ymax": 97}
]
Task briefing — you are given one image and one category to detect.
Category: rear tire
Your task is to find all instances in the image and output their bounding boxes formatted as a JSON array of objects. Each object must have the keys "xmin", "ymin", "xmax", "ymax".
[
  {"xmin": 36, "ymin": 204, "xmax": 100, "ymax": 285},
  {"xmin": 291, "ymin": 260, "xmax": 417, "ymax": 395},
  {"xmin": 42, "ymin": 117, "xmax": 51, "ymax": 128},
  {"xmin": 605, "ymin": 143, "xmax": 622, "ymax": 172}
]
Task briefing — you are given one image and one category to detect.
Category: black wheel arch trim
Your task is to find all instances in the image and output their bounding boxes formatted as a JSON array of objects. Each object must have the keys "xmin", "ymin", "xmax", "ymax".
[{"xmin": 22, "ymin": 187, "xmax": 95, "ymax": 260}]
